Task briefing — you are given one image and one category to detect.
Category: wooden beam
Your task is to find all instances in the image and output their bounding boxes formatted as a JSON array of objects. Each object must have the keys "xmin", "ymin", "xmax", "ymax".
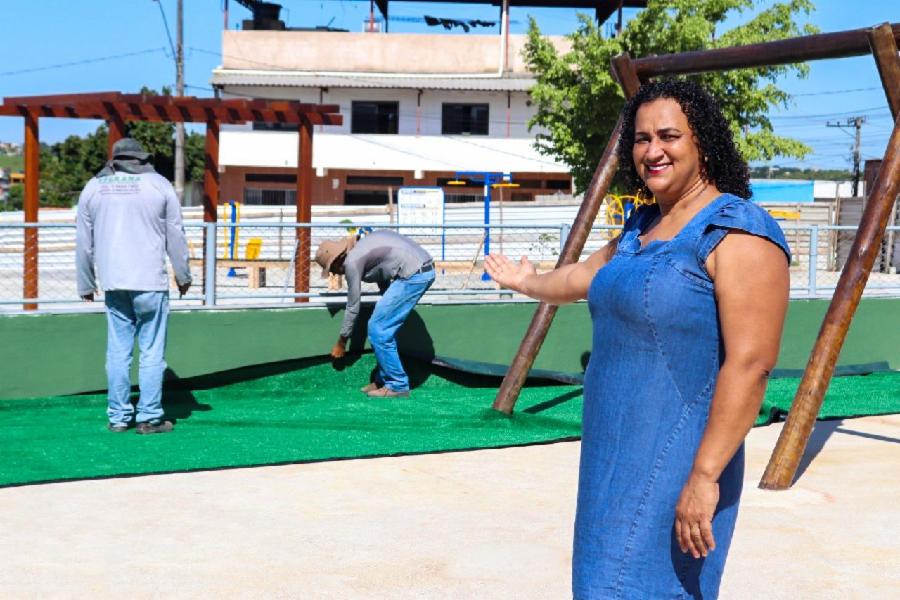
[
  {"xmin": 610, "ymin": 52, "xmax": 643, "ymax": 97},
  {"xmin": 3, "ymin": 92, "xmax": 122, "ymax": 105},
  {"xmin": 869, "ymin": 22, "xmax": 900, "ymax": 119},
  {"xmin": 760, "ymin": 112, "xmax": 900, "ymax": 490},
  {"xmin": 632, "ymin": 24, "xmax": 900, "ymax": 78},
  {"xmin": 23, "ymin": 110, "xmax": 39, "ymax": 311},
  {"xmin": 1, "ymin": 96, "xmax": 342, "ymax": 126},
  {"xmin": 492, "ymin": 54, "xmax": 643, "ymax": 414},
  {"xmin": 203, "ymin": 120, "xmax": 220, "ymax": 224},
  {"xmin": 295, "ymin": 116, "xmax": 313, "ymax": 303}
]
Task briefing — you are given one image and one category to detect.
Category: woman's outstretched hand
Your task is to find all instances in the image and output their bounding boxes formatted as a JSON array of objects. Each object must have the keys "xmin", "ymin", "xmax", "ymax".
[
  {"xmin": 674, "ymin": 473, "xmax": 719, "ymax": 559},
  {"xmin": 485, "ymin": 253, "xmax": 537, "ymax": 293}
]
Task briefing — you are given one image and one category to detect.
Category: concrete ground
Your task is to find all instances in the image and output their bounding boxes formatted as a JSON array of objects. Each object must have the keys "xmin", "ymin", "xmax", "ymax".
[{"xmin": 1, "ymin": 414, "xmax": 898, "ymax": 599}]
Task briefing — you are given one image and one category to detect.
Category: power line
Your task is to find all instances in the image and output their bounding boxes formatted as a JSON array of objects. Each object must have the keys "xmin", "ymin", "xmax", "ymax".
[
  {"xmin": 153, "ymin": 0, "xmax": 177, "ymax": 57},
  {"xmin": 769, "ymin": 105, "xmax": 888, "ymax": 121},
  {"xmin": 791, "ymin": 86, "xmax": 883, "ymax": 97},
  {"xmin": 0, "ymin": 48, "xmax": 167, "ymax": 77}
]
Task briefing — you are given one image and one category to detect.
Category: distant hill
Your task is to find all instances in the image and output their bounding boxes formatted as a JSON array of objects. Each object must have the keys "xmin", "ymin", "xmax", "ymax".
[
  {"xmin": 750, "ymin": 166, "xmax": 852, "ymax": 181},
  {"xmin": 0, "ymin": 154, "xmax": 23, "ymax": 172}
]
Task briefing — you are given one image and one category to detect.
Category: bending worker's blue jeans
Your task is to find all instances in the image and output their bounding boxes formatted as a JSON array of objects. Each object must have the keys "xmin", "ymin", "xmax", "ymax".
[
  {"xmin": 368, "ymin": 270, "xmax": 435, "ymax": 392},
  {"xmin": 104, "ymin": 290, "xmax": 169, "ymax": 425}
]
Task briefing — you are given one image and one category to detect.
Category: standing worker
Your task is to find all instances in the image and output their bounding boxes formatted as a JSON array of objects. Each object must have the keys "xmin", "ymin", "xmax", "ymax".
[
  {"xmin": 315, "ymin": 229, "xmax": 435, "ymax": 398},
  {"xmin": 76, "ymin": 138, "xmax": 192, "ymax": 434}
]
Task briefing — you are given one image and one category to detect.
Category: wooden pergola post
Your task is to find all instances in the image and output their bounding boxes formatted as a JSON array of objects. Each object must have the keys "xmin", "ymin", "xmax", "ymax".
[
  {"xmin": 295, "ymin": 115, "xmax": 313, "ymax": 303},
  {"xmin": 203, "ymin": 119, "xmax": 220, "ymax": 301},
  {"xmin": 759, "ymin": 23, "xmax": 900, "ymax": 490},
  {"xmin": 492, "ymin": 55, "xmax": 643, "ymax": 414},
  {"xmin": 203, "ymin": 119, "xmax": 220, "ymax": 224},
  {"xmin": 23, "ymin": 110, "xmax": 39, "ymax": 311}
]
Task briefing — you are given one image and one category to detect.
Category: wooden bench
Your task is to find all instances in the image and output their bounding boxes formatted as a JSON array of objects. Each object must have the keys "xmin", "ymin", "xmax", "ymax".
[{"xmin": 190, "ymin": 258, "xmax": 291, "ymax": 289}]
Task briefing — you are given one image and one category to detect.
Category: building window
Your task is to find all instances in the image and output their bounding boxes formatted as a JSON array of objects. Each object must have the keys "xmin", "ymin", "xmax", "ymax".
[
  {"xmin": 545, "ymin": 179, "xmax": 571, "ymax": 190},
  {"xmin": 344, "ymin": 190, "xmax": 393, "ymax": 205},
  {"xmin": 245, "ymin": 173, "xmax": 297, "ymax": 184},
  {"xmin": 346, "ymin": 175, "xmax": 405, "ymax": 186},
  {"xmin": 442, "ymin": 103, "xmax": 489, "ymax": 135},
  {"xmin": 244, "ymin": 188, "xmax": 296, "ymax": 206},
  {"xmin": 351, "ymin": 101, "xmax": 399, "ymax": 134},
  {"xmin": 445, "ymin": 194, "xmax": 482, "ymax": 204}
]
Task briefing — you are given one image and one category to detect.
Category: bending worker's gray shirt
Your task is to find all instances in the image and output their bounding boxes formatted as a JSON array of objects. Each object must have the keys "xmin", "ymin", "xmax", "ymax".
[
  {"xmin": 340, "ymin": 230, "xmax": 432, "ymax": 339},
  {"xmin": 76, "ymin": 172, "xmax": 192, "ymax": 296}
]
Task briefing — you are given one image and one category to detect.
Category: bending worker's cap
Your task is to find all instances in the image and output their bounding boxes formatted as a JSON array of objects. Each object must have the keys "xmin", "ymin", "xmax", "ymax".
[
  {"xmin": 111, "ymin": 137, "xmax": 151, "ymax": 161},
  {"xmin": 314, "ymin": 238, "xmax": 354, "ymax": 277}
]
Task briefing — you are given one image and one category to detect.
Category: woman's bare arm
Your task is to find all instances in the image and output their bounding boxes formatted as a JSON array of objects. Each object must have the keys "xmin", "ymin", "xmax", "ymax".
[
  {"xmin": 674, "ymin": 231, "xmax": 789, "ymax": 559},
  {"xmin": 485, "ymin": 238, "xmax": 619, "ymax": 305}
]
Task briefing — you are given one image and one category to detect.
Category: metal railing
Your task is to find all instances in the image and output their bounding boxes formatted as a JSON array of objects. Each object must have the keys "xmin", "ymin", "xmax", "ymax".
[{"xmin": 0, "ymin": 221, "xmax": 898, "ymax": 312}]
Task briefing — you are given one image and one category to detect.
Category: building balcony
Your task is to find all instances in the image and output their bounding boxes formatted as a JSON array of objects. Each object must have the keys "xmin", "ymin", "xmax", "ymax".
[{"xmin": 220, "ymin": 131, "xmax": 567, "ymax": 174}]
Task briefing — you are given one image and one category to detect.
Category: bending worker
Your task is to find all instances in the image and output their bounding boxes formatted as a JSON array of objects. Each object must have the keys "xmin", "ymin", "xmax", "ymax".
[{"xmin": 315, "ymin": 229, "xmax": 434, "ymax": 398}]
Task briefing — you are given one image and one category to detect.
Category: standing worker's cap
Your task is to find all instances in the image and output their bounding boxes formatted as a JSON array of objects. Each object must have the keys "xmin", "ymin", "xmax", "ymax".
[
  {"xmin": 314, "ymin": 238, "xmax": 354, "ymax": 277},
  {"xmin": 111, "ymin": 138, "xmax": 151, "ymax": 161}
]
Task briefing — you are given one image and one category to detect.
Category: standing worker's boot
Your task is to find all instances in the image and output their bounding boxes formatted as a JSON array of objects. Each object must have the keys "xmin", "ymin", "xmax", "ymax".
[
  {"xmin": 136, "ymin": 420, "xmax": 174, "ymax": 435},
  {"xmin": 366, "ymin": 388, "xmax": 410, "ymax": 398}
]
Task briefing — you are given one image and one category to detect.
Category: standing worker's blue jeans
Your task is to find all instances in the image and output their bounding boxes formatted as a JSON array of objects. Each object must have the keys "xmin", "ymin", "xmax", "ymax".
[
  {"xmin": 368, "ymin": 270, "xmax": 435, "ymax": 392},
  {"xmin": 104, "ymin": 290, "xmax": 169, "ymax": 426}
]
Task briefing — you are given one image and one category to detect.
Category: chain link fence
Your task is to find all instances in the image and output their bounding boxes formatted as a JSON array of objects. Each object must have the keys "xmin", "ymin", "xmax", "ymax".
[{"xmin": 1, "ymin": 221, "xmax": 898, "ymax": 312}]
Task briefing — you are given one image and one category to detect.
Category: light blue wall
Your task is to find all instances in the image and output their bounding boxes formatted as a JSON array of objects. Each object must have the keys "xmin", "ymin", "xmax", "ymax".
[{"xmin": 750, "ymin": 179, "xmax": 814, "ymax": 203}]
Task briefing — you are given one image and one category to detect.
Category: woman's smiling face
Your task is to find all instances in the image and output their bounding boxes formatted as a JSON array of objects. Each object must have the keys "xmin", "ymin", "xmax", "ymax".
[{"xmin": 632, "ymin": 98, "xmax": 703, "ymax": 202}]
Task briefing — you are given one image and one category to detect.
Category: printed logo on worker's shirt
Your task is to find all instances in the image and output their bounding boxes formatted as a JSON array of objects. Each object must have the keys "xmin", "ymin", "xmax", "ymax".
[
  {"xmin": 98, "ymin": 175, "xmax": 142, "ymax": 194},
  {"xmin": 97, "ymin": 175, "xmax": 141, "ymax": 184}
]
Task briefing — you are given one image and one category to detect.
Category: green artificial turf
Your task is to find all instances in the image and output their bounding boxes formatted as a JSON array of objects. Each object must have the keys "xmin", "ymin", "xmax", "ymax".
[
  {"xmin": 0, "ymin": 355, "xmax": 583, "ymax": 487},
  {"xmin": 759, "ymin": 370, "xmax": 900, "ymax": 425},
  {"xmin": 0, "ymin": 355, "xmax": 897, "ymax": 487}
]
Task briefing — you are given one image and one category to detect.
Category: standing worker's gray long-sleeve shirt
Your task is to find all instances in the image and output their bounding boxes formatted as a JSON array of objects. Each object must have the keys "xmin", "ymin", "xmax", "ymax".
[
  {"xmin": 340, "ymin": 230, "xmax": 432, "ymax": 338},
  {"xmin": 75, "ymin": 172, "xmax": 192, "ymax": 296}
]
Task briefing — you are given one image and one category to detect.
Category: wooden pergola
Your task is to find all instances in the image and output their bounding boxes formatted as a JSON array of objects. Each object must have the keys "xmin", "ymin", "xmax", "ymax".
[
  {"xmin": 0, "ymin": 92, "xmax": 342, "ymax": 309},
  {"xmin": 492, "ymin": 23, "xmax": 900, "ymax": 490}
]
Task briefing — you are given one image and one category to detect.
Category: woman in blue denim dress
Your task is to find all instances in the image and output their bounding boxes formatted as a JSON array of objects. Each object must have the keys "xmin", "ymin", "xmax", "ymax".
[{"xmin": 486, "ymin": 81, "xmax": 790, "ymax": 599}]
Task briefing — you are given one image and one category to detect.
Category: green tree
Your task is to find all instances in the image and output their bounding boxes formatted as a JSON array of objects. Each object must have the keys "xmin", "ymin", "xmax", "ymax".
[
  {"xmin": 2, "ymin": 184, "xmax": 23, "ymax": 212},
  {"xmin": 184, "ymin": 131, "xmax": 207, "ymax": 183},
  {"xmin": 34, "ymin": 86, "xmax": 207, "ymax": 208},
  {"xmin": 524, "ymin": 0, "xmax": 817, "ymax": 193},
  {"xmin": 39, "ymin": 126, "xmax": 108, "ymax": 206}
]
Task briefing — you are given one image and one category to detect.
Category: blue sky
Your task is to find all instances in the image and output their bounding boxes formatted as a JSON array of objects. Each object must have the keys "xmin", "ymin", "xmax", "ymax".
[{"xmin": 0, "ymin": 0, "xmax": 896, "ymax": 170}]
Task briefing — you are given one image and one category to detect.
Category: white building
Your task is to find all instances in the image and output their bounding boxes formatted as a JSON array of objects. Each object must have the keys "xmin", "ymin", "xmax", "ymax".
[{"xmin": 210, "ymin": 1, "xmax": 644, "ymax": 206}]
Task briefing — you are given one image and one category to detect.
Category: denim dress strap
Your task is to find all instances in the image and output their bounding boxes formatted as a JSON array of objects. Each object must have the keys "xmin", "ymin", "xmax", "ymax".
[
  {"xmin": 669, "ymin": 195, "xmax": 792, "ymax": 285},
  {"xmin": 697, "ymin": 195, "xmax": 792, "ymax": 265},
  {"xmin": 617, "ymin": 203, "xmax": 660, "ymax": 255}
]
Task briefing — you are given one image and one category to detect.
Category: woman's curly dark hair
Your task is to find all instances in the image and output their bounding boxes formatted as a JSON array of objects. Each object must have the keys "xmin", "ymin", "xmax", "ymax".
[{"xmin": 617, "ymin": 80, "xmax": 751, "ymax": 200}]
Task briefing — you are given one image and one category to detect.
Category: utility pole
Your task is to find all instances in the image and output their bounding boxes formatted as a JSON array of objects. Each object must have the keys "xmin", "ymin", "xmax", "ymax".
[
  {"xmin": 174, "ymin": 0, "xmax": 185, "ymax": 204},
  {"xmin": 827, "ymin": 116, "xmax": 866, "ymax": 197}
]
